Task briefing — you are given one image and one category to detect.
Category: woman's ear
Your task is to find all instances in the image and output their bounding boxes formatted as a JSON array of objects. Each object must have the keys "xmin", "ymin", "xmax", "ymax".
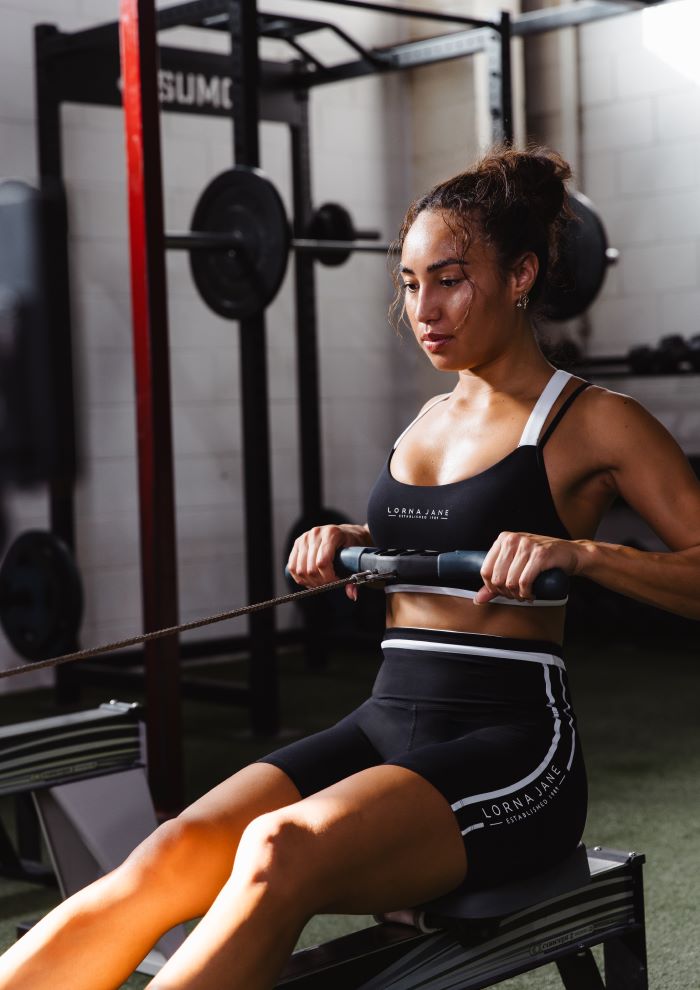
[{"xmin": 511, "ymin": 252, "xmax": 539, "ymax": 301}]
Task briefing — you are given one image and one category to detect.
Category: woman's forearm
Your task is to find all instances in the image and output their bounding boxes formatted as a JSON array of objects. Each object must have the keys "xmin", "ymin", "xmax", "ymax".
[
  {"xmin": 575, "ymin": 540, "xmax": 700, "ymax": 620},
  {"xmin": 339, "ymin": 523, "xmax": 373, "ymax": 545}
]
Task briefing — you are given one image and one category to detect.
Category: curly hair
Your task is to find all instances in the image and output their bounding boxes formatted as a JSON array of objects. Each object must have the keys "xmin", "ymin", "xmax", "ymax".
[{"xmin": 389, "ymin": 145, "xmax": 576, "ymax": 329}]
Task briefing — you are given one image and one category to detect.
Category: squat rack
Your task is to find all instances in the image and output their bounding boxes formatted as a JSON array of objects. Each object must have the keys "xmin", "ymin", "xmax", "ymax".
[{"xmin": 34, "ymin": 0, "xmax": 652, "ymax": 812}]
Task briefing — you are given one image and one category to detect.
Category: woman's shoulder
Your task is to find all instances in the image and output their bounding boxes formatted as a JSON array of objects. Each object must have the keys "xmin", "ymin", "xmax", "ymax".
[
  {"xmin": 574, "ymin": 380, "xmax": 658, "ymax": 425},
  {"xmin": 573, "ymin": 379, "xmax": 686, "ymax": 458}
]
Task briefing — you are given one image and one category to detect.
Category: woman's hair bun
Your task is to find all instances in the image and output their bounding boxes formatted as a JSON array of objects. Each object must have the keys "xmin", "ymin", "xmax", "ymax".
[{"xmin": 491, "ymin": 146, "xmax": 573, "ymax": 227}]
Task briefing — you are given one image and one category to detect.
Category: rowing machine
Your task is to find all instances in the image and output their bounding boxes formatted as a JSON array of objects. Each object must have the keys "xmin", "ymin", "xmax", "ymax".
[
  {"xmin": 278, "ymin": 845, "xmax": 647, "ymax": 989},
  {"xmin": 9, "ymin": 702, "xmax": 185, "ymax": 975}
]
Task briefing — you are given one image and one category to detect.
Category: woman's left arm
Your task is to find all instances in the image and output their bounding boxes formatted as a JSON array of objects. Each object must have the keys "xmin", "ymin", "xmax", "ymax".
[{"xmin": 478, "ymin": 393, "xmax": 700, "ymax": 619}]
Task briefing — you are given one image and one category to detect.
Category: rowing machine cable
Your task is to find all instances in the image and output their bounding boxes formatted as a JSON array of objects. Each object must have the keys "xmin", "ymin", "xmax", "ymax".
[{"xmin": 0, "ymin": 569, "xmax": 386, "ymax": 681}]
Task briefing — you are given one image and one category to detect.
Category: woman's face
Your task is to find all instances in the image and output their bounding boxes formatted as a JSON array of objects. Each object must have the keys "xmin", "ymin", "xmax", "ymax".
[{"xmin": 399, "ymin": 209, "xmax": 522, "ymax": 374}]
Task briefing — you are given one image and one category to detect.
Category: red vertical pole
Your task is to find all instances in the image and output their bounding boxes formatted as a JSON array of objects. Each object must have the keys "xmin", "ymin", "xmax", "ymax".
[{"xmin": 119, "ymin": 0, "xmax": 183, "ymax": 814}]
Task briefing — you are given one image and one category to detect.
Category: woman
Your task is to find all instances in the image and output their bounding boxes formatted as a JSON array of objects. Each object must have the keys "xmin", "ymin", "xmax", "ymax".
[{"xmin": 1, "ymin": 147, "xmax": 698, "ymax": 990}]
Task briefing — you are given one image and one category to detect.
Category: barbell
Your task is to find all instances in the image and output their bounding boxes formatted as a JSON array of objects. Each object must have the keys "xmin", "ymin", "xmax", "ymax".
[
  {"xmin": 166, "ymin": 166, "xmax": 390, "ymax": 320},
  {"xmin": 168, "ymin": 165, "xmax": 615, "ymax": 323}
]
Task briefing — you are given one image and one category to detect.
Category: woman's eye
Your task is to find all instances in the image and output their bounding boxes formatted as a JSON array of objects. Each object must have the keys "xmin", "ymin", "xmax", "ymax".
[
  {"xmin": 401, "ymin": 282, "xmax": 418, "ymax": 293},
  {"xmin": 441, "ymin": 277, "xmax": 461, "ymax": 287}
]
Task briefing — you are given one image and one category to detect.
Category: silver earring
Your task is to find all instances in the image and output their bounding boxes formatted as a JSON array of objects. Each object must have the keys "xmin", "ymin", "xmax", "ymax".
[{"xmin": 516, "ymin": 293, "xmax": 530, "ymax": 311}]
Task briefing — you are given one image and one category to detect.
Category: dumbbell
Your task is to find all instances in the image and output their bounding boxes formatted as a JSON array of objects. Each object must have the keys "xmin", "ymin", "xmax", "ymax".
[{"xmin": 628, "ymin": 335, "xmax": 691, "ymax": 375}]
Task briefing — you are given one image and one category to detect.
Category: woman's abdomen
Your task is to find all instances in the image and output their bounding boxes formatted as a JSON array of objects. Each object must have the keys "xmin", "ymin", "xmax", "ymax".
[{"xmin": 385, "ymin": 590, "xmax": 566, "ymax": 644}]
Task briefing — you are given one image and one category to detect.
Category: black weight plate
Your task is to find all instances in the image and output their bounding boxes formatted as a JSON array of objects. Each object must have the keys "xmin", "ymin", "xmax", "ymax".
[
  {"xmin": 0, "ymin": 530, "xmax": 83, "ymax": 661},
  {"xmin": 190, "ymin": 166, "xmax": 290, "ymax": 321},
  {"xmin": 306, "ymin": 203, "xmax": 354, "ymax": 266},
  {"xmin": 543, "ymin": 190, "xmax": 611, "ymax": 321}
]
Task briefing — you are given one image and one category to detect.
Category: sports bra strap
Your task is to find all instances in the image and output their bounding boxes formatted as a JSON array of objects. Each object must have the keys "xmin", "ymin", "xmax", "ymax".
[
  {"xmin": 539, "ymin": 380, "xmax": 591, "ymax": 449},
  {"xmin": 518, "ymin": 369, "xmax": 572, "ymax": 447},
  {"xmin": 393, "ymin": 394, "xmax": 449, "ymax": 450}
]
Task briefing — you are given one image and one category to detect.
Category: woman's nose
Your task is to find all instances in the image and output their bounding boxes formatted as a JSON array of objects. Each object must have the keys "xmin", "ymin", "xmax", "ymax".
[{"xmin": 414, "ymin": 288, "xmax": 439, "ymax": 324}]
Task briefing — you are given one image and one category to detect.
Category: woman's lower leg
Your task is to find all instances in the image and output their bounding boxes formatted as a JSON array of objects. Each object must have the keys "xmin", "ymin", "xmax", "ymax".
[
  {"xmin": 0, "ymin": 764, "xmax": 300, "ymax": 990},
  {"xmin": 148, "ymin": 811, "xmax": 328, "ymax": 990},
  {"xmin": 148, "ymin": 862, "xmax": 309, "ymax": 990}
]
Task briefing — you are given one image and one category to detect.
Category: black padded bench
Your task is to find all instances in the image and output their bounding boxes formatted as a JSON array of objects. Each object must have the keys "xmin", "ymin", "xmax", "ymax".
[{"xmin": 278, "ymin": 845, "xmax": 647, "ymax": 989}]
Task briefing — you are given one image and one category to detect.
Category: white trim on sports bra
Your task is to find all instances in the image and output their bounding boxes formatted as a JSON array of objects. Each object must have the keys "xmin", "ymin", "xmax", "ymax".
[
  {"xmin": 384, "ymin": 584, "xmax": 568, "ymax": 607},
  {"xmin": 392, "ymin": 368, "xmax": 573, "ymax": 452},
  {"xmin": 392, "ymin": 394, "xmax": 450, "ymax": 451},
  {"xmin": 518, "ymin": 369, "xmax": 572, "ymax": 447}
]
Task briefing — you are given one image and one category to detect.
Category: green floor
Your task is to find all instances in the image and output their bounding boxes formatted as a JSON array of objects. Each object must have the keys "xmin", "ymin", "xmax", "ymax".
[{"xmin": 0, "ymin": 625, "xmax": 697, "ymax": 988}]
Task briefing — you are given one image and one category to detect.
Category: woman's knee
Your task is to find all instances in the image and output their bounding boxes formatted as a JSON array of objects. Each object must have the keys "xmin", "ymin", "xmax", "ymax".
[
  {"xmin": 120, "ymin": 815, "xmax": 235, "ymax": 893},
  {"xmin": 234, "ymin": 810, "xmax": 319, "ymax": 901}
]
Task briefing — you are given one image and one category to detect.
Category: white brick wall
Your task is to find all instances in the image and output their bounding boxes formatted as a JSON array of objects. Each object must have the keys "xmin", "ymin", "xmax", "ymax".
[
  {"xmin": 581, "ymin": 0, "xmax": 700, "ymax": 444},
  {"xmin": 526, "ymin": 0, "xmax": 700, "ymax": 455},
  {"xmin": 2, "ymin": 0, "xmax": 506, "ymax": 688}
]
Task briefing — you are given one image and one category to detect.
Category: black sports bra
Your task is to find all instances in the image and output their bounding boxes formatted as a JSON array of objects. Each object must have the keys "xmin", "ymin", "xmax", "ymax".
[{"xmin": 366, "ymin": 369, "xmax": 590, "ymax": 607}]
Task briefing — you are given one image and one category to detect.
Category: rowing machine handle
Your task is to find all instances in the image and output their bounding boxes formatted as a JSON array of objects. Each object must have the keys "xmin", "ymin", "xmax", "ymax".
[{"xmin": 335, "ymin": 548, "xmax": 569, "ymax": 601}]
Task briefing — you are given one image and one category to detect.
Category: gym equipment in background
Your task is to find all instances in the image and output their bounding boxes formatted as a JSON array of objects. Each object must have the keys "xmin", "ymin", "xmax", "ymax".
[
  {"xmin": 542, "ymin": 189, "xmax": 618, "ymax": 321},
  {"xmin": 571, "ymin": 332, "xmax": 700, "ymax": 378},
  {"xmin": 6, "ymin": 702, "xmax": 186, "ymax": 976},
  {"xmin": 0, "ymin": 180, "xmax": 62, "ymax": 495},
  {"xmin": 170, "ymin": 166, "xmax": 386, "ymax": 319},
  {"xmin": 0, "ymin": 530, "xmax": 83, "ymax": 662}
]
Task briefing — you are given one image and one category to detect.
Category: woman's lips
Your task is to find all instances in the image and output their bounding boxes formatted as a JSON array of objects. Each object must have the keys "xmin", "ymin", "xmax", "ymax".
[{"xmin": 422, "ymin": 333, "xmax": 453, "ymax": 352}]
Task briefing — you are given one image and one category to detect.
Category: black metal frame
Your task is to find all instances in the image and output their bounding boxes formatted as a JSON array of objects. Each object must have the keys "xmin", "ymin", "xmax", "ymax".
[{"xmin": 33, "ymin": 0, "xmax": 648, "ymax": 808}]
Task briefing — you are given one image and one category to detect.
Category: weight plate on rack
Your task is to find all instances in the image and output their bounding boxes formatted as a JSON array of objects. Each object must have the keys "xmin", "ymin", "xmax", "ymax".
[
  {"xmin": 0, "ymin": 530, "xmax": 83, "ymax": 661},
  {"xmin": 305, "ymin": 203, "xmax": 355, "ymax": 266},
  {"xmin": 190, "ymin": 166, "xmax": 291, "ymax": 320},
  {"xmin": 543, "ymin": 190, "xmax": 612, "ymax": 321}
]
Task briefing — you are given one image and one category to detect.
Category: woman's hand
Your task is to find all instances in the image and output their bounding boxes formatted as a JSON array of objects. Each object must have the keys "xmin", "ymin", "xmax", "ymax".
[
  {"xmin": 287, "ymin": 523, "xmax": 371, "ymax": 601},
  {"xmin": 475, "ymin": 531, "xmax": 584, "ymax": 604}
]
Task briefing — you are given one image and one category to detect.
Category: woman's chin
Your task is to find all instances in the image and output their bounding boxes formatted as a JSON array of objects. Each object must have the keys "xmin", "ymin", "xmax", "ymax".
[{"xmin": 425, "ymin": 352, "xmax": 468, "ymax": 373}]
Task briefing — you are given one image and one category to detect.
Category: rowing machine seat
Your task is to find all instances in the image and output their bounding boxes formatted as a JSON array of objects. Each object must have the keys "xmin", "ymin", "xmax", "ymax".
[
  {"xmin": 377, "ymin": 843, "xmax": 591, "ymax": 937},
  {"xmin": 420, "ymin": 842, "xmax": 590, "ymax": 924}
]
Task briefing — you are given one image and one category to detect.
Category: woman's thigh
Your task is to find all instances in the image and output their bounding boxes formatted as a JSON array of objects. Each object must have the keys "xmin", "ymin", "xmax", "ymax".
[
  {"xmin": 126, "ymin": 761, "xmax": 302, "ymax": 914},
  {"xmin": 174, "ymin": 761, "xmax": 301, "ymax": 850},
  {"xmin": 259, "ymin": 763, "xmax": 467, "ymax": 916},
  {"xmin": 158, "ymin": 715, "xmax": 380, "ymax": 902}
]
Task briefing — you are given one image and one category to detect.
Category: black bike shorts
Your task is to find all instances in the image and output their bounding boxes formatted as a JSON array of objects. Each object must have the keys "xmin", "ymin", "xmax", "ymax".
[{"xmin": 259, "ymin": 627, "xmax": 587, "ymax": 887}]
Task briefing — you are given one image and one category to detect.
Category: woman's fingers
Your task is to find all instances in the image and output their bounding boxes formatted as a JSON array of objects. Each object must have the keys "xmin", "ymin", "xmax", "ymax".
[
  {"xmin": 477, "ymin": 532, "xmax": 575, "ymax": 603},
  {"xmin": 476, "ymin": 534, "xmax": 517, "ymax": 602},
  {"xmin": 287, "ymin": 526, "xmax": 347, "ymax": 587}
]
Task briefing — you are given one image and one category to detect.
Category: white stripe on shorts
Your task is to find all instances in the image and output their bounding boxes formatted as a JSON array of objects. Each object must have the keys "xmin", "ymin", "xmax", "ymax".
[
  {"xmin": 450, "ymin": 665, "xmax": 564, "ymax": 813},
  {"xmin": 382, "ymin": 636, "xmax": 566, "ymax": 670}
]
